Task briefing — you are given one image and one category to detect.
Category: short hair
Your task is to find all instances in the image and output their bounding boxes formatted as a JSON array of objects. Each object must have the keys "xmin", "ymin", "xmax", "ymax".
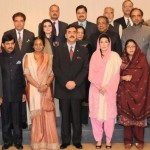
[
  {"xmin": 33, "ymin": 37, "xmax": 45, "ymax": 47},
  {"xmin": 76, "ymin": 5, "xmax": 87, "ymax": 13},
  {"xmin": 65, "ymin": 24, "xmax": 77, "ymax": 33},
  {"xmin": 96, "ymin": 16, "xmax": 109, "ymax": 24},
  {"xmin": 2, "ymin": 34, "xmax": 15, "ymax": 44},
  {"xmin": 130, "ymin": 8, "xmax": 143, "ymax": 17},
  {"xmin": 122, "ymin": 0, "xmax": 133, "ymax": 7},
  {"xmin": 76, "ymin": 26, "xmax": 86, "ymax": 40},
  {"xmin": 49, "ymin": 4, "xmax": 59, "ymax": 11},
  {"xmin": 12, "ymin": 12, "xmax": 26, "ymax": 21},
  {"xmin": 104, "ymin": 7, "xmax": 114, "ymax": 13}
]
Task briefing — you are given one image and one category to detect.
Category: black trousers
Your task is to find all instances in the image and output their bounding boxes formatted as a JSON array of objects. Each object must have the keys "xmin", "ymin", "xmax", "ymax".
[
  {"xmin": 60, "ymin": 98, "xmax": 82, "ymax": 144},
  {"xmin": 1, "ymin": 101, "xmax": 22, "ymax": 144}
]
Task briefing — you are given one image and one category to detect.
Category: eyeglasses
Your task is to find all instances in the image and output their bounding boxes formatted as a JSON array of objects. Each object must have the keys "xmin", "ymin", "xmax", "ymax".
[{"xmin": 126, "ymin": 45, "xmax": 136, "ymax": 49}]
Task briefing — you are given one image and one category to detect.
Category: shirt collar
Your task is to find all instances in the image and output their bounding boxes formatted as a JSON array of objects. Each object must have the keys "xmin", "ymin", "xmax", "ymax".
[
  {"xmin": 67, "ymin": 42, "xmax": 76, "ymax": 52},
  {"xmin": 78, "ymin": 20, "xmax": 87, "ymax": 28},
  {"xmin": 15, "ymin": 29, "xmax": 24, "ymax": 34}
]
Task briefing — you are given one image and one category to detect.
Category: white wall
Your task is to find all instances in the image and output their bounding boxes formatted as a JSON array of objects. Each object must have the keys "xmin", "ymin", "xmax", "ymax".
[{"xmin": 0, "ymin": 0, "xmax": 150, "ymax": 38}]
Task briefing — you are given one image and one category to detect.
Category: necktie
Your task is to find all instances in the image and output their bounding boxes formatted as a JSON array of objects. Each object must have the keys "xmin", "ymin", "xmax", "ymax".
[
  {"xmin": 69, "ymin": 46, "xmax": 74, "ymax": 61},
  {"xmin": 53, "ymin": 21, "xmax": 56, "ymax": 25},
  {"xmin": 18, "ymin": 31, "xmax": 22, "ymax": 50},
  {"xmin": 80, "ymin": 23, "xmax": 83, "ymax": 27},
  {"xmin": 127, "ymin": 19, "xmax": 131, "ymax": 27}
]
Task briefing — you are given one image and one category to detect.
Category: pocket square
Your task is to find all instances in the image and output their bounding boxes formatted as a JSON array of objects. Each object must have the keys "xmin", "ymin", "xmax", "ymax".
[
  {"xmin": 77, "ymin": 56, "xmax": 82, "ymax": 59},
  {"xmin": 16, "ymin": 60, "xmax": 21, "ymax": 64}
]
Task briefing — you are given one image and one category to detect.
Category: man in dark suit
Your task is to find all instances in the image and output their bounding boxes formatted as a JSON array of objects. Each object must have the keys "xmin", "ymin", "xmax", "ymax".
[
  {"xmin": 38, "ymin": 4, "xmax": 68, "ymax": 43},
  {"xmin": 3, "ymin": 12, "xmax": 35, "ymax": 129},
  {"xmin": 0, "ymin": 34, "xmax": 25, "ymax": 150},
  {"xmin": 53, "ymin": 24, "xmax": 89, "ymax": 149},
  {"xmin": 103, "ymin": 7, "xmax": 122, "ymax": 37},
  {"xmin": 114, "ymin": 0, "xmax": 133, "ymax": 29},
  {"xmin": 71, "ymin": 5, "xmax": 97, "ymax": 40},
  {"xmin": 90, "ymin": 16, "xmax": 122, "ymax": 56}
]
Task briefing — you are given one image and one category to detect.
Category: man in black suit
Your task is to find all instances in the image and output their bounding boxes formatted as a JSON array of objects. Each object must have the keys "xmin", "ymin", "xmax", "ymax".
[
  {"xmin": 103, "ymin": 7, "xmax": 122, "ymax": 37},
  {"xmin": 114, "ymin": 0, "xmax": 133, "ymax": 29},
  {"xmin": 3, "ymin": 12, "xmax": 35, "ymax": 129},
  {"xmin": 72, "ymin": 5, "xmax": 97, "ymax": 40},
  {"xmin": 90, "ymin": 16, "xmax": 122, "ymax": 56},
  {"xmin": 38, "ymin": 4, "xmax": 68, "ymax": 43},
  {"xmin": 53, "ymin": 24, "xmax": 89, "ymax": 149},
  {"xmin": 0, "ymin": 34, "xmax": 25, "ymax": 150}
]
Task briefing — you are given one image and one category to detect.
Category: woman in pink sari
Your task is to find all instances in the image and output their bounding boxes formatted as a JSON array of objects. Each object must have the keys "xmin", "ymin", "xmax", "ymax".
[
  {"xmin": 89, "ymin": 34, "xmax": 121, "ymax": 149},
  {"xmin": 23, "ymin": 37, "xmax": 59, "ymax": 150}
]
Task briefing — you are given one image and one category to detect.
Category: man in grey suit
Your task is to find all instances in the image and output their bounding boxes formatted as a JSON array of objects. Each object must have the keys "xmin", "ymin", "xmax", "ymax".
[
  {"xmin": 38, "ymin": 4, "xmax": 68, "ymax": 43},
  {"xmin": 72, "ymin": 5, "xmax": 97, "ymax": 40},
  {"xmin": 121, "ymin": 8, "xmax": 150, "ymax": 64},
  {"xmin": 3, "ymin": 12, "xmax": 35, "ymax": 129}
]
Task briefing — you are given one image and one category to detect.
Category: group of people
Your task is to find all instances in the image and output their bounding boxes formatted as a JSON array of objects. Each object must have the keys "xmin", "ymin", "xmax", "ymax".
[{"xmin": 0, "ymin": 0, "xmax": 150, "ymax": 150}]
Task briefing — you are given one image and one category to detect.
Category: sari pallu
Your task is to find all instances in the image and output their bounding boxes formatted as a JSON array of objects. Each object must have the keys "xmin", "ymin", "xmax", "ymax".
[
  {"xmin": 23, "ymin": 53, "xmax": 59, "ymax": 150},
  {"xmin": 117, "ymin": 46, "xmax": 150, "ymax": 121}
]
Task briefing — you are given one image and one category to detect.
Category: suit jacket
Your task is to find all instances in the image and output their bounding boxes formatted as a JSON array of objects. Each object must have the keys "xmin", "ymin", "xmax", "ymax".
[
  {"xmin": 53, "ymin": 43, "xmax": 89, "ymax": 100},
  {"xmin": 0, "ymin": 50, "xmax": 25, "ymax": 102},
  {"xmin": 4, "ymin": 29, "xmax": 35, "ymax": 60},
  {"xmin": 0, "ymin": 66, "xmax": 3, "ymax": 97},
  {"xmin": 108, "ymin": 22, "xmax": 120, "ymax": 34},
  {"xmin": 90, "ymin": 30, "xmax": 122, "ymax": 56},
  {"xmin": 38, "ymin": 20, "xmax": 68, "ymax": 43},
  {"xmin": 72, "ymin": 21, "xmax": 97, "ymax": 40},
  {"xmin": 114, "ymin": 16, "xmax": 127, "ymax": 29}
]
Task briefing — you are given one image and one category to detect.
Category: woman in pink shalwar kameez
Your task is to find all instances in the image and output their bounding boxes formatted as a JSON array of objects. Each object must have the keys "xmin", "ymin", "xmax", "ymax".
[{"xmin": 89, "ymin": 34, "xmax": 121, "ymax": 149}]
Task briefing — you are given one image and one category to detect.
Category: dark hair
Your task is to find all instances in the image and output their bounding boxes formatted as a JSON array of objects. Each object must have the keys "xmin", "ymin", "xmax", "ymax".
[
  {"xmin": 33, "ymin": 37, "xmax": 45, "ymax": 47},
  {"xmin": 39, "ymin": 19, "xmax": 56, "ymax": 42},
  {"xmin": 98, "ymin": 34, "xmax": 110, "ymax": 57},
  {"xmin": 12, "ymin": 12, "xmax": 26, "ymax": 21},
  {"xmin": 125, "ymin": 39, "xmax": 137, "ymax": 51},
  {"xmin": 2, "ymin": 34, "xmax": 15, "ymax": 44},
  {"xmin": 65, "ymin": 24, "xmax": 77, "ymax": 33},
  {"xmin": 96, "ymin": 16, "xmax": 109, "ymax": 24},
  {"xmin": 76, "ymin": 26, "xmax": 86, "ymax": 40},
  {"xmin": 130, "ymin": 8, "xmax": 143, "ymax": 17},
  {"xmin": 76, "ymin": 5, "xmax": 87, "ymax": 13}
]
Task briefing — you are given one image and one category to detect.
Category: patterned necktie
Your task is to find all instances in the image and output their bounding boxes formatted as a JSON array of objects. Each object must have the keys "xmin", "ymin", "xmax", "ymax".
[
  {"xmin": 18, "ymin": 31, "xmax": 22, "ymax": 50},
  {"xmin": 69, "ymin": 46, "xmax": 74, "ymax": 61},
  {"xmin": 127, "ymin": 19, "xmax": 131, "ymax": 27}
]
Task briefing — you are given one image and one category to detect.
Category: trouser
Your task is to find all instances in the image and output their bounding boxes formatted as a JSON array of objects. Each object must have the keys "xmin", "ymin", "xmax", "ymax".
[
  {"xmin": 60, "ymin": 98, "xmax": 82, "ymax": 144},
  {"xmin": 1, "ymin": 102, "xmax": 22, "ymax": 144},
  {"xmin": 91, "ymin": 118, "xmax": 115, "ymax": 144},
  {"xmin": 124, "ymin": 126, "xmax": 144, "ymax": 144}
]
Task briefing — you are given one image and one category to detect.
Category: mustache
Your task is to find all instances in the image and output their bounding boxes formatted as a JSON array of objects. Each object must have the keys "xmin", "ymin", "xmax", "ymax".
[
  {"xmin": 79, "ymin": 16, "xmax": 84, "ymax": 17},
  {"xmin": 53, "ymin": 14, "xmax": 57, "ymax": 16},
  {"xmin": 69, "ymin": 36, "xmax": 75, "ymax": 38}
]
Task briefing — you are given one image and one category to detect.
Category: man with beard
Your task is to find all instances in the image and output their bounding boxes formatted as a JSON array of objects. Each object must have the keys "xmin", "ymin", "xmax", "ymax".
[
  {"xmin": 38, "ymin": 4, "xmax": 68, "ymax": 43},
  {"xmin": 90, "ymin": 16, "xmax": 122, "ymax": 56},
  {"xmin": 121, "ymin": 8, "xmax": 150, "ymax": 64},
  {"xmin": 0, "ymin": 34, "xmax": 25, "ymax": 150},
  {"xmin": 114, "ymin": 0, "xmax": 133, "ymax": 29},
  {"xmin": 53, "ymin": 24, "xmax": 89, "ymax": 149},
  {"xmin": 71, "ymin": 5, "xmax": 97, "ymax": 40}
]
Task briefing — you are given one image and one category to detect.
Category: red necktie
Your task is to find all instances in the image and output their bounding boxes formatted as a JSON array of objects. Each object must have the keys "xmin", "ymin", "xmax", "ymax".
[{"xmin": 69, "ymin": 46, "xmax": 74, "ymax": 61}]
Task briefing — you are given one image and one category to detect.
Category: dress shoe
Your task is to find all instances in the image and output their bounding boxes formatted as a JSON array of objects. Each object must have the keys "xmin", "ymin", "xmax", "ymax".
[
  {"xmin": 1, "ymin": 143, "xmax": 13, "ymax": 150},
  {"xmin": 14, "ymin": 143, "xmax": 23, "ymax": 150},
  {"xmin": 73, "ymin": 143, "xmax": 83, "ymax": 149},
  {"xmin": 22, "ymin": 122, "xmax": 27, "ymax": 129},
  {"xmin": 60, "ymin": 143, "xmax": 69, "ymax": 149},
  {"xmin": 124, "ymin": 143, "xmax": 132, "ymax": 150}
]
